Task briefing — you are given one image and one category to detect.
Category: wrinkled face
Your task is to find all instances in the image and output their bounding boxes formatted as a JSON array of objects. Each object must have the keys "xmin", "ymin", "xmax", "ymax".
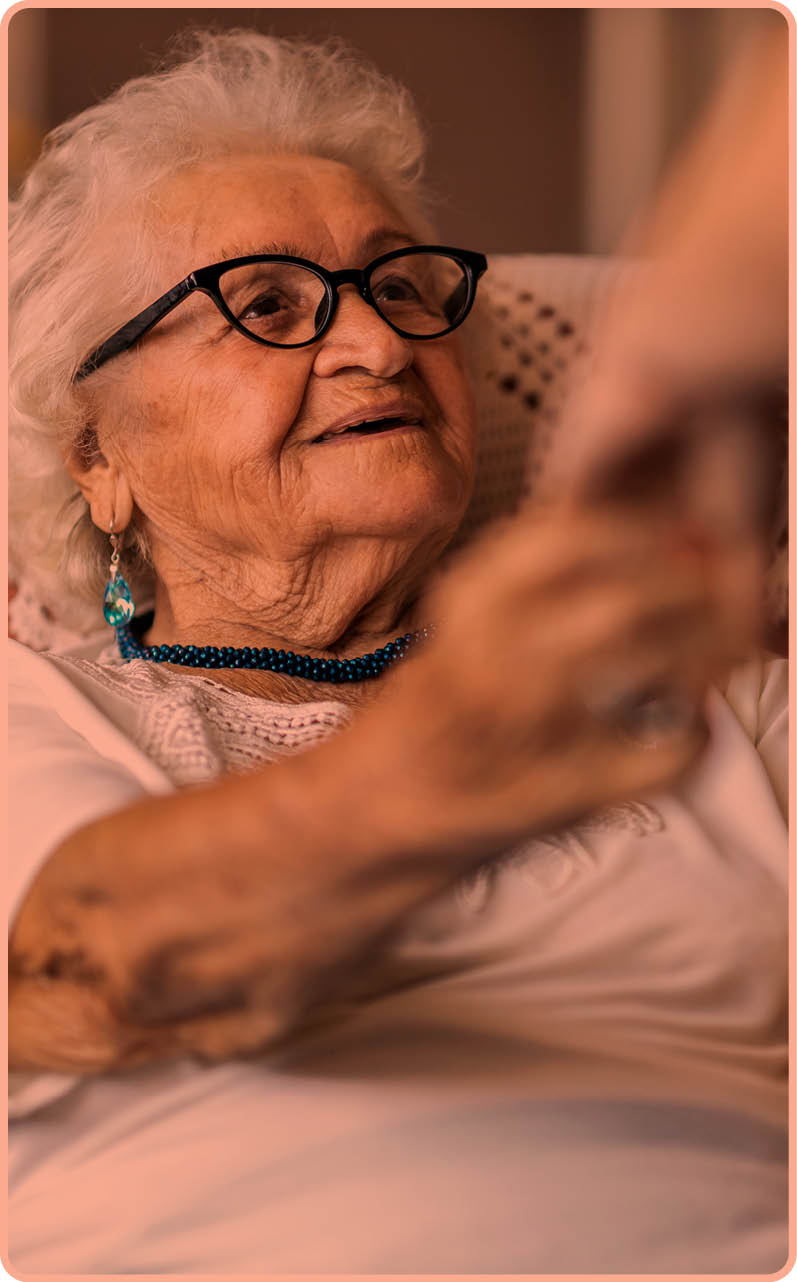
[{"xmin": 95, "ymin": 154, "xmax": 477, "ymax": 592}]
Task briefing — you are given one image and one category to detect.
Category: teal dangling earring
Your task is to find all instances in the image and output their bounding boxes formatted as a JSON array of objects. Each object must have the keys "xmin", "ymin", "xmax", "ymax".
[{"xmin": 103, "ymin": 517, "xmax": 136, "ymax": 627}]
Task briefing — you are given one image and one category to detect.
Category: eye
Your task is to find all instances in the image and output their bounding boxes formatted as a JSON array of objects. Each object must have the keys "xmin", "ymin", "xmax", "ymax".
[
  {"xmin": 235, "ymin": 287, "xmax": 309, "ymax": 340},
  {"xmin": 373, "ymin": 274, "xmax": 423, "ymax": 305},
  {"xmin": 219, "ymin": 264, "xmax": 326, "ymax": 343},
  {"xmin": 240, "ymin": 290, "xmax": 290, "ymax": 321}
]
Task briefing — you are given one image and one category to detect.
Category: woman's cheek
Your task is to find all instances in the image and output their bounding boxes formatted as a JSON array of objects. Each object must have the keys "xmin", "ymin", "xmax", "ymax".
[
  {"xmin": 423, "ymin": 341, "xmax": 477, "ymax": 431},
  {"xmin": 435, "ymin": 366, "xmax": 478, "ymax": 479}
]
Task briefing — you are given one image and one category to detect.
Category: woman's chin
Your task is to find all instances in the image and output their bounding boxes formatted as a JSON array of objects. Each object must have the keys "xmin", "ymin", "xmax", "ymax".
[
  {"xmin": 308, "ymin": 429, "xmax": 473, "ymax": 521},
  {"xmin": 324, "ymin": 462, "xmax": 471, "ymax": 539}
]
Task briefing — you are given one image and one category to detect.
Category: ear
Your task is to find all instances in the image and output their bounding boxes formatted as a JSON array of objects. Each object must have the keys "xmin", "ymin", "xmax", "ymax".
[{"xmin": 66, "ymin": 436, "xmax": 134, "ymax": 534}]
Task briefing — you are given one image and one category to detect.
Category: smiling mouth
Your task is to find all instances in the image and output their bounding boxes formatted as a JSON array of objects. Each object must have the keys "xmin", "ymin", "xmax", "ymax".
[{"xmin": 312, "ymin": 415, "xmax": 424, "ymax": 444}]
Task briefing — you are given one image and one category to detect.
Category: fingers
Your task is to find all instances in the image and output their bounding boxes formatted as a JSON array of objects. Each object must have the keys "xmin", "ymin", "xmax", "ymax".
[
  {"xmin": 387, "ymin": 501, "xmax": 747, "ymax": 852},
  {"xmin": 9, "ymin": 975, "xmax": 165, "ymax": 1074},
  {"xmin": 435, "ymin": 504, "xmax": 707, "ymax": 622},
  {"xmin": 536, "ymin": 706, "xmax": 710, "ymax": 830},
  {"xmin": 443, "ymin": 501, "xmax": 760, "ymax": 666},
  {"xmin": 437, "ymin": 514, "xmax": 730, "ymax": 685},
  {"xmin": 169, "ymin": 1004, "xmax": 286, "ymax": 1063}
]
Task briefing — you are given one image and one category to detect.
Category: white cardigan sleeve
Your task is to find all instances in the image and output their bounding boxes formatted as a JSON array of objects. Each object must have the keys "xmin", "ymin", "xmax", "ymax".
[
  {"xmin": 8, "ymin": 640, "xmax": 173, "ymax": 1118},
  {"xmin": 8, "ymin": 639, "xmax": 173, "ymax": 922}
]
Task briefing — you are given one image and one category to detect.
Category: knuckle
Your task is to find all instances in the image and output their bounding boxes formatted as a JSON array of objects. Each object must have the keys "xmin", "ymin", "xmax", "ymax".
[{"xmin": 119, "ymin": 939, "xmax": 249, "ymax": 1026}]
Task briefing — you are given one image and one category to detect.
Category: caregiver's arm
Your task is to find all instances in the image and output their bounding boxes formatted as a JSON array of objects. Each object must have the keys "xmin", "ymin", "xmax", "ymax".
[
  {"xmin": 556, "ymin": 15, "xmax": 786, "ymax": 512},
  {"xmin": 9, "ymin": 508, "xmax": 743, "ymax": 1074}
]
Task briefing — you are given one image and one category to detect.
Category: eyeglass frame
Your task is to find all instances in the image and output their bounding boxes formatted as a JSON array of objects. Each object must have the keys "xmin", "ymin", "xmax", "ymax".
[{"xmin": 74, "ymin": 244, "xmax": 488, "ymax": 382}]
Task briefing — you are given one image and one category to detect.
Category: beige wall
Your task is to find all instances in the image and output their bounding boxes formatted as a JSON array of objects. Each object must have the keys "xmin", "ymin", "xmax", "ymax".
[
  {"xmin": 8, "ymin": 8, "xmax": 762, "ymax": 253},
  {"xmin": 7, "ymin": 7, "xmax": 47, "ymax": 184},
  {"xmin": 8, "ymin": 8, "xmax": 585, "ymax": 253},
  {"xmin": 582, "ymin": 7, "xmax": 783, "ymax": 252}
]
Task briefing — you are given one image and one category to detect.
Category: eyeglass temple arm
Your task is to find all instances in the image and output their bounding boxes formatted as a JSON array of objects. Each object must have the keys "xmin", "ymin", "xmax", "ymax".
[{"xmin": 75, "ymin": 276, "xmax": 196, "ymax": 381}]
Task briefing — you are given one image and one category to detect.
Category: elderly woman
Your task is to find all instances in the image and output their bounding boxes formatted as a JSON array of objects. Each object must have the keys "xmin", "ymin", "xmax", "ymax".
[{"xmin": 8, "ymin": 31, "xmax": 787, "ymax": 1274}]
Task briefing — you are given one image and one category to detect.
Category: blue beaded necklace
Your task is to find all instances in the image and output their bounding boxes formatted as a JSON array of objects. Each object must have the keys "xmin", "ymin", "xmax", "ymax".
[{"xmin": 115, "ymin": 616, "xmax": 433, "ymax": 683}]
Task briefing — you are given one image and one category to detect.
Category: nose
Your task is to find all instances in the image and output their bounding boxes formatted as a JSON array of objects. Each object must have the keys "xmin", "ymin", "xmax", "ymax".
[{"xmin": 311, "ymin": 285, "xmax": 413, "ymax": 380}]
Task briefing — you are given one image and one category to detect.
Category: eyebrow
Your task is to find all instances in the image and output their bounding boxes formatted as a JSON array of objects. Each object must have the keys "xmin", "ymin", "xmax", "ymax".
[
  {"xmin": 213, "ymin": 239, "xmax": 305, "ymax": 262},
  {"xmin": 358, "ymin": 227, "xmax": 418, "ymax": 258},
  {"xmin": 209, "ymin": 227, "xmax": 418, "ymax": 267}
]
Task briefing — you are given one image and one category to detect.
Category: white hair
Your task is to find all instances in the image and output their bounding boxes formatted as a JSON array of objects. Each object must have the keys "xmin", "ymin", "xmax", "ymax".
[{"xmin": 9, "ymin": 29, "xmax": 434, "ymax": 630}]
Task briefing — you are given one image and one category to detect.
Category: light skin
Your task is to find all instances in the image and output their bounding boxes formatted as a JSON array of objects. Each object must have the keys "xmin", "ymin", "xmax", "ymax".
[
  {"xmin": 11, "ymin": 150, "xmax": 758, "ymax": 1072},
  {"xmin": 10, "ymin": 503, "xmax": 733, "ymax": 1071},
  {"xmin": 70, "ymin": 154, "xmax": 477, "ymax": 702},
  {"xmin": 550, "ymin": 19, "xmax": 786, "ymax": 543}
]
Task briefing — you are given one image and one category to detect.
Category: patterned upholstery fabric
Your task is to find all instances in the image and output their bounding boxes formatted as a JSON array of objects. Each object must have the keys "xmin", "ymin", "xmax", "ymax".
[
  {"xmin": 8, "ymin": 253, "xmax": 787, "ymax": 652},
  {"xmin": 458, "ymin": 253, "xmax": 621, "ymax": 544}
]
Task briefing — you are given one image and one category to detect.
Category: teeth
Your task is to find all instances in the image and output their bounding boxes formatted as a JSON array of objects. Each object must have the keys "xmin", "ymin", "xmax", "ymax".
[{"xmin": 315, "ymin": 416, "xmax": 417, "ymax": 443}]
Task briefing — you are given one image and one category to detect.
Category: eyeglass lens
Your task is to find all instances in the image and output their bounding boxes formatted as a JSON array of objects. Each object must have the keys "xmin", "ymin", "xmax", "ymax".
[{"xmin": 217, "ymin": 252, "xmax": 470, "ymax": 346}]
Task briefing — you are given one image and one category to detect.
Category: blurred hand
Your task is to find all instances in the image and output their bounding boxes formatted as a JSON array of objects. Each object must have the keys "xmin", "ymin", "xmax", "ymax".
[
  {"xmin": 9, "ymin": 504, "xmax": 761, "ymax": 1074},
  {"xmin": 385, "ymin": 503, "xmax": 757, "ymax": 857},
  {"xmin": 548, "ymin": 20, "xmax": 786, "ymax": 552}
]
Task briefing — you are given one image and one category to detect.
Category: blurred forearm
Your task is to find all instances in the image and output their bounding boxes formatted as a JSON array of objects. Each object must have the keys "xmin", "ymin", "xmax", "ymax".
[{"xmin": 8, "ymin": 713, "xmax": 483, "ymax": 1073}]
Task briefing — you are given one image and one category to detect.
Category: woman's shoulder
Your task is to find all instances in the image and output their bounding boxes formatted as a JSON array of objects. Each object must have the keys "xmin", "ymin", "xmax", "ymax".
[
  {"xmin": 9, "ymin": 629, "xmax": 115, "ymax": 672},
  {"xmin": 8, "ymin": 636, "xmax": 174, "ymax": 789},
  {"xmin": 8, "ymin": 633, "xmax": 138, "ymax": 727},
  {"xmin": 8, "ymin": 634, "xmax": 353, "ymax": 790}
]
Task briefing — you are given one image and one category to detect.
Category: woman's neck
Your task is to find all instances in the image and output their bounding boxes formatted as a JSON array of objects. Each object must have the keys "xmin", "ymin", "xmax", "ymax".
[
  {"xmin": 143, "ymin": 593, "xmax": 425, "ymax": 656},
  {"xmin": 143, "ymin": 536, "xmax": 442, "ymax": 659},
  {"xmin": 138, "ymin": 606, "xmax": 427, "ymax": 707},
  {"xmin": 139, "ymin": 564, "xmax": 436, "ymax": 705}
]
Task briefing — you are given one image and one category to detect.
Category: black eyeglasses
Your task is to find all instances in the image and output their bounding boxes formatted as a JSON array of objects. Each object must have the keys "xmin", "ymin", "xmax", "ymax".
[{"xmin": 75, "ymin": 245, "xmax": 488, "ymax": 381}]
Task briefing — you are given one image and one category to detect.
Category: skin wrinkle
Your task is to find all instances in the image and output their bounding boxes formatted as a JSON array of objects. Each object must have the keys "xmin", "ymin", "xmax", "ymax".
[
  {"xmin": 12, "ymin": 37, "xmax": 784, "ymax": 1090},
  {"xmin": 71, "ymin": 153, "xmax": 476, "ymax": 685}
]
